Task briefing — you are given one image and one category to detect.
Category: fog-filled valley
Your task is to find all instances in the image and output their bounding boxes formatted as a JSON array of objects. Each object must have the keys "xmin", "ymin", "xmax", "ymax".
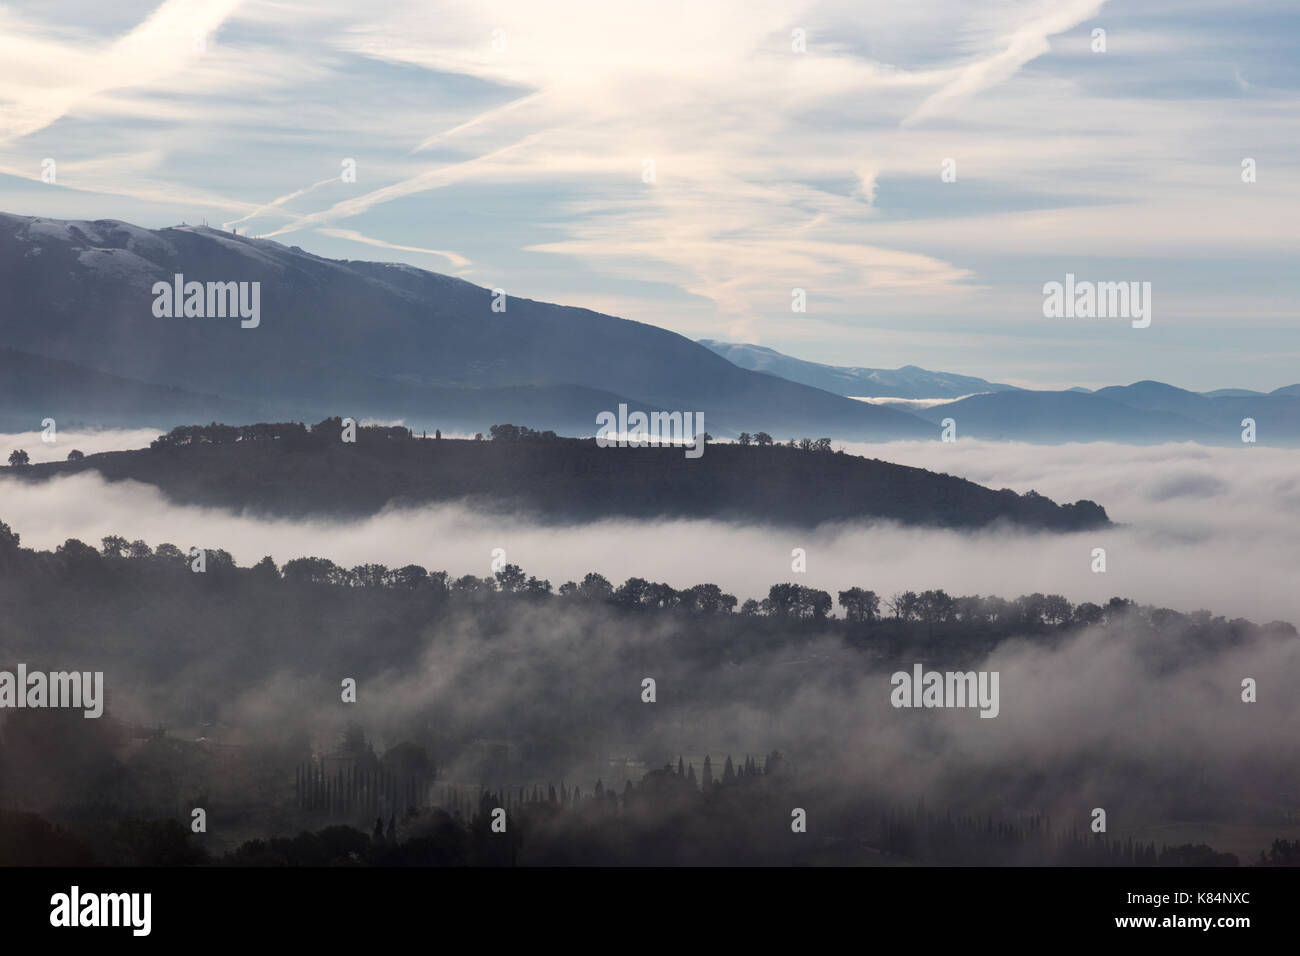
[
  {"xmin": 3, "ymin": 431, "xmax": 1297, "ymax": 623},
  {"xmin": 2, "ymin": 431, "xmax": 1297, "ymax": 866}
]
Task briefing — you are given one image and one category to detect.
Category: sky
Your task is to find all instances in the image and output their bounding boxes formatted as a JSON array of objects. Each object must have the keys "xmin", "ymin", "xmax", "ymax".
[{"xmin": 0, "ymin": 0, "xmax": 1296, "ymax": 390}]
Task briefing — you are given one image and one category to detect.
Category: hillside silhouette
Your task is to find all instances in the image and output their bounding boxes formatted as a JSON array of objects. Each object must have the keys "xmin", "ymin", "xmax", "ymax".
[{"xmin": 10, "ymin": 419, "xmax": 1110, "ymax": 529}]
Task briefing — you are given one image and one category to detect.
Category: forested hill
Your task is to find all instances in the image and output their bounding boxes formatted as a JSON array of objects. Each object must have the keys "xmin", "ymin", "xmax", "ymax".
[{"xmin": 8, "ymin": 421, "xmax": 1110, "ymax": 530}]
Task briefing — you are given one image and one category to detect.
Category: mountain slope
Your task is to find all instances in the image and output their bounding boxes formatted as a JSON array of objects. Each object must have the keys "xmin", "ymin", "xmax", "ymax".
[
  {"xmin": 1096, "ymin": 381, "xmax": 1300, "ymax": 443},
  {"xmin": 698, "ymin": 339, "xmax": 1019, "ymax": 398},
  {"xmin": 1093, "ymin": 381, "xmax": 1220, "ymax": 420},
  {"xmin": 0, "ymin": 344, "xmax": 693, "ymax": 438},
  {"xmin": 0, "ymin": 346, "xmax": 279, "ymax": 431},
  {"xmin": 0, "ymin": 213, "xmax": 929, "ymax": 440}
]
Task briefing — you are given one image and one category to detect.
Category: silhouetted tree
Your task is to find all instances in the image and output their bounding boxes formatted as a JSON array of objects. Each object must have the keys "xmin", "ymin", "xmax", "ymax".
[
  {"xmin": 1072, "ymin": 602, "xmax": 1104, "ymax": 626},
  {"xmin": 614, "ymin": 577, "xmax": 650, "ymax": 607},
  {"xmin": 386, "ymin": 565, "xmax": 428, "ymax": 590},
  {"xmin": 918, "ymin": 589, "xmax": 956, "ymax": 625},
  {"xmin": 154, "ymin": 543, "xmax": 186, "ymax": 565},
  {"xmin": 578, "ymin": 572, "xmax": 613, "ymax": 601},
  {"xmin": 764, "ymin": 583, "xmax": 801, "ymax": 617},
  {"xmin": 495, "ymin": 564, "xmax": 526, "ymax": 593},
  {"xmin": 838, "ymin": 587, "xmax": 881, "ymax": 623},
  {"xmin": 1043, "ymin": 594, "xmax": 1073, "ymax": 626},
  {"xmin": 126, "ymin": 540, "xmax": 152, "ymax": 560}
]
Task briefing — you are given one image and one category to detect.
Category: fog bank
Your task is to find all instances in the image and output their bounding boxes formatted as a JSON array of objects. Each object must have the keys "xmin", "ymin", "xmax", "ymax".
[{"xmin": 1, "ymin": 437, "xmax": 1297, "ymax": 623}]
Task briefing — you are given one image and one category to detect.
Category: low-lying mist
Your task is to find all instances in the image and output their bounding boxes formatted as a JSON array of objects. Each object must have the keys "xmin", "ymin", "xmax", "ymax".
[
  {"xmin": 3, "ymin": 574, "xmax": 1295, "ymax": 857},
  {"xmin": 2, "ymin": 436, "xmax": 1297, "ymax": 623},
  {"xmin": 1, "ymin": 428, "xmax": 162, "ymax": 464},
  {"xmin": 2, "ymin": 431, "xmax": 1297, "ymax": 861},
  {"xmin": 328, "ymin": 604, "xmax": 1300, "ymax": 834}
]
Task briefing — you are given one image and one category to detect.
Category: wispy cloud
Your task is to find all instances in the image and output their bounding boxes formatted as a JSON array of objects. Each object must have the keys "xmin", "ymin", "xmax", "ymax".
[
  {"xmin": 0, "ymin": 0, "xmax": 247, "ymax": 143},
  {"xmin": 223, "ymin": 176, "xmax": 340, "ymax": 230},
  {"xmin": 903, "ymin": 0, "xmax": 1106, "ymax": 124},
  {"xmin": 316, "ymin": 226, "xmax": 470, "ymax": 268}
]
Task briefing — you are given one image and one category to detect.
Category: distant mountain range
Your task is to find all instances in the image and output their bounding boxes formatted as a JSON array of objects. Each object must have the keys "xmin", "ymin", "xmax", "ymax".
[
  {"xmin": 0, "ymin": 212, "xmax": 1295, "ymax": 445},
  {"xmin": 909, "ymin": 380, "xmax": 1300, "ymax": 443},
  {"xmin": 701, "ymin": 341, "xmax": 1300, "ymax": 445},
  {"xmin": 698, "ymin": 340, "xmax": 1020, "ymax": 399}
]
